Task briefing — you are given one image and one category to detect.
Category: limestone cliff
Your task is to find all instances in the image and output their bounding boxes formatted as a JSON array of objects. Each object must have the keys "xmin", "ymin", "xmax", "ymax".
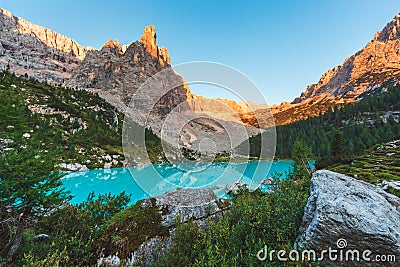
[
  {"xmin": 189, "ymin": 94, "xmax": 261, "ymax": 126},
  {"xmin": 0, "ymin": 8, "xmax": 90, "ymax": 83}
]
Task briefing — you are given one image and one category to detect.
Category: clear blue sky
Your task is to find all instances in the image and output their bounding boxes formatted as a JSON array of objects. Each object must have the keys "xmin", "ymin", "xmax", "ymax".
[{"xmin": 2, "ymin": 1, "xmax": 400, "ymax": 104}]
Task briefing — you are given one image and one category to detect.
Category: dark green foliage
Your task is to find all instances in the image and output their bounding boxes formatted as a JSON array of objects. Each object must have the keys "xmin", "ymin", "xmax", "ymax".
[
  {"xmin": 145, "ymin": 129, "xmax": 167, "ymax": 162},
  {"xmin": 0, "ymin": 205, "xmax": 14, "ymax": 259},
  {"xmin": 78, "ymin": 191, "xmax": 131, "ymax": 227},
  {"xmin": 314, "ymin": 156, "xmax": 349, "ymax": 170},
  {"xmin": 155, "ymin": 174, "xmax": 311, "ymax": 266},
  {"xmin": 315, "ymin": 129, "xmax": 352, "ymax": 169},
  {"xmin": 16, "ymin": 192, "xmax": 131, "ymax": 267},
  {"xmin": 153, "ymin": 222, "xmax": 202, "ymax": 267},
  {"xmin": 331, "ymin": 129, "xmax": 347, "ymax": 158},
  {"xmin": 235, "ymin": 129, "xmax": 276, "ymax": 159},
  {"xmin": 21, "ymin": 246, "xmax": 70, "ymax": 267},
  {"xmin": 326, "ymin": 140, "xmax": 400, "ymax": 185},
  {"xmin": 0, "ymin": 141, "xmax": 70, "ymax": 259},
  {"xmin": 0, "ymin": 145, "xmax": 69, "ymax": 216},
  {"xmin": 386, "ymin": 187, "xmax": 400, "ymax": 198},
  {"xmin": 242, "ymin": 132, "xmax": 262, "ymax": 158},
  {"xmin": 97, "ymin": 198, "xmax": 169, "ymax": 259},
  {"xmin": 26, "ymin": 205, "xmax": 94, "ymax": 266},
  {"xmin": 291, "ymin": 140, "xmax": 313, "ymax": 178}
]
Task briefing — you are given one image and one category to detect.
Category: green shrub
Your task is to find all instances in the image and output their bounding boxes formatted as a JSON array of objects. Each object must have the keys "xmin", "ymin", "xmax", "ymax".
[
  {"xmin": 31, "ymin": 205, "xmax": 94, "ymax": 266},
  {"xmin": 22, "ymin": 246, "xmax": 69, "ymax": 267},
  {"xmin": 386, "ymin": 187, "xmax": 400, "ymax": 198},
  {"xmin": 376, "ymin": 172, "xmax": 399, "ymax": 181},
  {"xmin": 78, "ymin": 191, "xmax": 131, "ymax": 227},
  {"xmin": 96, "ymin": 198, "xmax": 169, "ymax": 259},
  {"xmin": 17, "ymin": 192, "xmax": 131, "ymax": 267},
  {"xmin": 153, "ymin": 222, "xmax": 203, "ymax": 267},
  {"xmin": 358, "ymin": 172, "xmax": 378, "ymax": 183}
]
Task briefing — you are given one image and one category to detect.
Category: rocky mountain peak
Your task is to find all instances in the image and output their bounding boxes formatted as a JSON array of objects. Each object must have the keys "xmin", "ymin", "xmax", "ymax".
[
  {"xmin": 102, "ymin": 39, "xmax": 123, "ymax": 54},
  {"xmin": 140, "ymin": 25, "xmax": 158, "ymax": 59},
  {"xmin": 0, "ymin": 8, "xmax": 88, "ymax": 60},
  {"xmin": 0, "ymin": 8, "xmax": 13, "ymax": 19},
  {"xmin": 159, "ymin": 46, "xmax": 171, "ymax": 65},
  {"xmin": 375, "ymin": 13, "xmax": 400, "ymax": 42},
  {"xmin": 0, "ymin": 7, "xmax": 91, "ymax": 83}
]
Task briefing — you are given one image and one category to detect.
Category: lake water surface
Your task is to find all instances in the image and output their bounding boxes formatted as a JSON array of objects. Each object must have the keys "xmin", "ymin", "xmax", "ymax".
[{"xmin": 62, "ymin": 161, "xmax": 294, "ymax": 204}]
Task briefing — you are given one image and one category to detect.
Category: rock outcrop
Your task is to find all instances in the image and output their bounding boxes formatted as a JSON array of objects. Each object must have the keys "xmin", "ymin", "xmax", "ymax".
[
  {"xmin": 140, "ymin": 25, "xmax": 158, "ymax": 59},
  {"xmin": 0, "ymin": 8, "xmax": 89, "ymax": 84},
  {"xmin": 126, "ymin": 236, "xmax": 172, "ymax": 267},
  {"xmin": 139, "ymin": 25, "xmax": 170, "ymax": 66},
  {"xmin": 189, "ymin": 94, "xmax": 262, "ymax": 126},
  {"xmin": 296, "ymin": 170, "xmax": 400, "ymax": 266}
]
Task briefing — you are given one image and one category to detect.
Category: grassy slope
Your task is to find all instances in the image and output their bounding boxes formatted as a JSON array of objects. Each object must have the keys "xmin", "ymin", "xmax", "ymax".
[
  {"xmin": 326, "ymin": 139, "xmax": 400, "ymax": 195},
  {"xmin": 0, "ymin": 71, "xmax": 165, "ymax": 169}
]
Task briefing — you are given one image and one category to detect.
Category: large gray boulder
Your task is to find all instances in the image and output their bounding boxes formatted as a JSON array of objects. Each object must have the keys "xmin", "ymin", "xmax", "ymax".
[
  {"xmin": 296, "ymin": 170, "xmax": 400, "ymax": 266},
  {"xmin": 140, "ymin": 188, "xmax": 228, "ymax": 228}
]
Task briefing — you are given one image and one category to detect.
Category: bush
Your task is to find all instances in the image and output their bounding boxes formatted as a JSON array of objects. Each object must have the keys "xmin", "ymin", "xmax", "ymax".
[
  {"xmin": 31, "ymin": 205, "xmax": 94, "ymax": 266},
  {"xmin": 358, "ymin": 172, "xmax": 378, "ymax": 184},
  {"xmin": 22, "ymin": 246, "xmax": 69, "ymax": 267},
  {"xmin": 78, "ymin": 191, "xmax": 131, "ymax": 227},
  {"xmin": 376, "ymin": 172, "xmax": 399, "ymax": 181},
  {"xmin": 386, "ymin": 187, "xmax": 400, "ymax": 198},
  {"xmin": 96, "ymin": 198, "xmax": 169, "ymax": 259},
  {"xmin": 15, "ymin": 192, "xmax": 131, "ymax": 267},
  {"xmin": 153, "ymin": 222, "xmax": 203, "ymax": 267}
]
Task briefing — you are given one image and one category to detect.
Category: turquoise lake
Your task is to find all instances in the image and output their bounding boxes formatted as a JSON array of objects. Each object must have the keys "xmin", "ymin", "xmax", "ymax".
[{"xmin": 62, "ymin": 161, "xmax": 294, "ymax": 205}]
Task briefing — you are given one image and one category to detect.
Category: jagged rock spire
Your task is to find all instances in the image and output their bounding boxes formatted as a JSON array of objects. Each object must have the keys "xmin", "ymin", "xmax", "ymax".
[
  {"xmin": 102, "ymin": 39, "xmax": 123, "ymax": 54},
  {"xmin": 140, "ymin": 25, "xmax": 158, "ymax": 58},
  {"xmin": 139, "ymin": 25, "xmax": 171, "ymax": 65},
  {"xmin": 159, "ymin": 46, "xmax": 170, "ymax": 65}
]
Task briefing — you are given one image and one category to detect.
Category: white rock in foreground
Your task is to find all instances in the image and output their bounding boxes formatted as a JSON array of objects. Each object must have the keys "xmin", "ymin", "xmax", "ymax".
[
  {"xmin": 140, "ymin": 188, "xmax": 225, "ymax": 228},
  {"xmin": 296, "ymin": 170, "xmax": 400, "ymax": 266}
]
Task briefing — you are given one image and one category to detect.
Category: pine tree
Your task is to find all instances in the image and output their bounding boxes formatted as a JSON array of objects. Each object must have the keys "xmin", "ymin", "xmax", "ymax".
[
  {"xmin": 291, "ymin": 140, "xmax": 313, "ymax": 178},
  {"xmin": 331, "ymin": 129, "xmax": 347, "ymax": 159},
  {"xmin": 0, "ymin": 142, "xmax": 70, "ymax": 258}
]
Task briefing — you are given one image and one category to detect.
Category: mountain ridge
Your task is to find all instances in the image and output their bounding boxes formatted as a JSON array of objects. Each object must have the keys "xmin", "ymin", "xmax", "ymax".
[
  {"xmin": 0, "ymin": 8, "xmax": 89, "ymax": 59},
  {"xmin": 0, "ymin": 8, "xmax": 90, "ymax": 84},
  {"xmin": 263, "ymin": 12, "xmax": 400, "ymax": 126}
]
